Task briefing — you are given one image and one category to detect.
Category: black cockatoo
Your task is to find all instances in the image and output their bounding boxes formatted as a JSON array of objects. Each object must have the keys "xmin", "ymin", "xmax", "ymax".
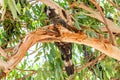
[{"xmin": 44, "ymin": 6, "xmax": 74, "ymax": 76}]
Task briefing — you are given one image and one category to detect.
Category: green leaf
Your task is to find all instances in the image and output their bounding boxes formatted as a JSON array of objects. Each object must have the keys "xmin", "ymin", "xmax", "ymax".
[
  {"xmin": 34, "ymin": 57, "xmax": 40, "ymax": 63},
  {"xmin": 17, "ymin": 2, "xmax": 21, "ymax": 13},
  {"xmin": 4, "ymin": 0, "xmax": 8, "ymax": 8},
  {"xmin": 86, "ymin": 30, "xmax": 97, "ymax": 38},
  {"xmin": 8, "ymin": 0, "xmax": 20, "ymax": 19}
]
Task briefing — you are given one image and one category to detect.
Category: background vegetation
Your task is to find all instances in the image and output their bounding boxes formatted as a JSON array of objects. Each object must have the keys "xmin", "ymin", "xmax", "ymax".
[{"xmin": 0, "ymin": 0, "xmax": 120, "ymax": 80}]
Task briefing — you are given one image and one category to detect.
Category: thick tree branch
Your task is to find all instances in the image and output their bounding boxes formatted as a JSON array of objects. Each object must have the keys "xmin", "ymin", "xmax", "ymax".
[{"xmin": 0, "ymin": 24, "xmax": 120, "ymax": 78}]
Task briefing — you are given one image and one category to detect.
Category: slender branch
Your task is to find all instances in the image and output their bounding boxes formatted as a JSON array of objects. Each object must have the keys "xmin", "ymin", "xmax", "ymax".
[
  {"xmin": 16, "ymin": 71, "xmax": 37, "ymax": 80},
  {"xmin": 107, "ymin": 0, "xmax": 120, "ymax": 10},
  {"xmin": 29, "ymin": 46, "xmax": 42, "ymax": 55},
  {"xmin": 76, "ymin": 54, "xmax": 106, "ymax": 72},
  {"xmin": 4, "ymin": 47, "xmax": 14, "ymax": 53},
  {"xmin": 16, "ymin": 68, "xmax": 37, "ymax": 72},
  {"xmin": 0, "ymin": 71, "xmax": 6, "ymax": 80},
  {"xmin": 0, "ymin": 47, "xmax": 8, "ymax": 59},
  {"xmin": 90, "ymin": 0, "xmax": 116, "ymax": 46},
  {"xmin": 0, "ymin": 9, "xmax": 6, "ymax": 21},
  {"xmin": 15, "ymin": 68, "xmax": 37, "ymax": 80},
  {"xmin": 75, "ymin": 2, "xmax": 120, "ymax": 34}
]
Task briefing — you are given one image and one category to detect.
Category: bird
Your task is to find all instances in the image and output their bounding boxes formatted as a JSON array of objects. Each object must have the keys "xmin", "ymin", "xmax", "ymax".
[{"xmin": 44, "ymin": 6, "xmax": 74, "ymax": 76}]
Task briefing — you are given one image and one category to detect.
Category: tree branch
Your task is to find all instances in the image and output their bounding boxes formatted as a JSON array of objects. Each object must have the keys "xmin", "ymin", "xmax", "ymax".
[
  {"xmin": 16, "ymin": 71, "xmax": 37, "ymax": 80},
  {"xmin": 90, "ymin": 0, "xmax": 116, "ymax": 46},
  {"xmin": 0, "ymin": 47, "xmax": 8, "ymax": 59},
  {"xmin": 39, "ymin": 0, "xmax": 78, "ymax": 32},
  {"xmin": 76, "ymin": 54, "xmax": 106, "ymax": 72},
  {"xmin": 73, "ymin": 2, "xmax": 120, "ymax": 34},
  {"xmin": 0, "ymin": 24, "xmax": 120, "ymax": 78},
  {"xmin": 107, "ymin": 0, "xmax": 120, "ymax": 10}
]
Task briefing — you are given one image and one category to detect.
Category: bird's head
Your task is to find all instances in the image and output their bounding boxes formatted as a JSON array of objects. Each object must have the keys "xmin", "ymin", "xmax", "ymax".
[{"xmin": 44, "ymin": 6, "xmax": 58, "ymax": 19}]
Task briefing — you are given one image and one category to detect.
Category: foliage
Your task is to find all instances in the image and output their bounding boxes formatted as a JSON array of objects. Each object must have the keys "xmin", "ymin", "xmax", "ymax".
[{"xmin": 0, "ymin": 0, "xmax": 120, "ymax": 80}]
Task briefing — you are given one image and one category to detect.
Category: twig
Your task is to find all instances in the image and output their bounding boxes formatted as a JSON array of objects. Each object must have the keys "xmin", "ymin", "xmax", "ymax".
[
  {"xmin": 74, "ymin": 2, "xmax": 120, "ymax": 34},
  {"xmin": 107, "ymin": 0, "xmax": 120, "ymax": 10},
  {"xmin": 16, "ymin": 71, "xmax": 37, "ymax": 80},
  {"xmin": 16, "ymin": 68, "xmax": 37, "ymax": 80},
  {"xmin": 29, "ymin": 46, "xmax": 42, "ymax": 55},
  {"xmin": 4, "ymin": 47, "xmax": 14, "ymax": 53},
  {"xmin": 90, "ymin": 0, "xmax": 117, "ymax": 46},
  {"xmin": 29, "ymin": 0, "xmax": 40, "ymax": 5},
  {"xmin": 16, "ymin": 68, "xmax": 37, "ymax": 72},
  {"xmin": 0, "ymin": 0, "xmax": 6, "ymax": 21},
  {"xmin": 0, "ymin": 71, "xmax": 6, "ymax": 80},
  {"xmin": 76, "ymin": 54, "xmax": 106, "ymax": 72},
  {"xmin": 0, "ymin": 47, "xmax": 8, "ymax": 59}
]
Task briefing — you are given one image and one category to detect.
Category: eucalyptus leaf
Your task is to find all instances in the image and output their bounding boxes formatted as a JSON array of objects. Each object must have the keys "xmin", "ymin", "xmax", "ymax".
[{"xmin": 8, "ymin": 0, "xmax": 18, "ymax": 19}]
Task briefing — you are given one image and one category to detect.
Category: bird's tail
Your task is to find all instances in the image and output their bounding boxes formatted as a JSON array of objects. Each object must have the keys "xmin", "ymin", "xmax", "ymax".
[
  {"xmin": 63, "ymin": 58, "xmax": 74, "ymax": 76},
  {"xmin": 55, "ymin": 42, "xmax": 74, "ymax": 76}
]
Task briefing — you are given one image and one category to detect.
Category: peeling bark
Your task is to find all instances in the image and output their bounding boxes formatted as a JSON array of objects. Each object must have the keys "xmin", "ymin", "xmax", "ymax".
[{"xmin": 0, "ymin": 24, "xmax": 120, "ymax": 78}]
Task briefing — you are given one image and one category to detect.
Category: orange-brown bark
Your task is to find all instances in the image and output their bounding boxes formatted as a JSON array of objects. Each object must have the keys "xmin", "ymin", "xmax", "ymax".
[{"xmin": 0, "ymin": 24, "xmax": 120, "ymax": 79}]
